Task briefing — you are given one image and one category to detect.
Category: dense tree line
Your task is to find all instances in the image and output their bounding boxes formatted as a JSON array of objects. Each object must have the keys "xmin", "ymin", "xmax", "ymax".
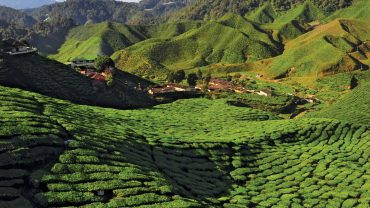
[{"xmin": 169, "ymin": 0, "xmax": 353, "ymax": 21}]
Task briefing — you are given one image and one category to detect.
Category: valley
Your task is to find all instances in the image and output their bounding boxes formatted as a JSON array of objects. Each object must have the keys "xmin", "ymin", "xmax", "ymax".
[{"xmin": 0, "ymin": 0, "xmax": 369, "ymax": 207}]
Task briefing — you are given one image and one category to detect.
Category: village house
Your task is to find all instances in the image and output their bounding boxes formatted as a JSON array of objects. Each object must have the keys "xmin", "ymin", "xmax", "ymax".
[
  {"xmin": 234, "ymin": 87, "xmax": 249, "ymax": 94},
  {"xmin": 67, "ymin": 59, "xmax": 95, "ymax": 69},
  {"xmin": 148, "ymin": 83, "xmax": 187, "ymax": 95},
  {"xmin": 208, "ymin": 78, "xmax": 234, "ymax": 91},
  {"xmin": 1, "ymin": 39, "xmax": 37, "ymax": 55},
  {"xmin": 257, "ymin": 88, "xmax": 273, "ymax": 97}
]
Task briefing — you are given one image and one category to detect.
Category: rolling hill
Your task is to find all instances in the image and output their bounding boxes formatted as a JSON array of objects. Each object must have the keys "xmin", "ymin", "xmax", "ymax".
[
  {"xmin": 1, "ymin": 1, "xmax": 370, "ymax": 207},
  {"xmin": 260, "ymin": 1, "xmax": 325, "ymax": 41},
  {"xmin": 307, "ymin": 74, "xmax": 370, "ymax": 125},
  {"xmin": 113, "ymin": 14, "xmax": 280, "ymax": 77},
  {"xmin": 49, "ymin": 21, "xmax": 203, "ymax": 63},
  {"xmin": 247, "ymin": 2, "xmax": 277, "ymax": 24},
  {"xmin": 169, "ymin": 0, "xmax": 353, "ymax": 21},
  {"xmin": 262, "ymin": 18, "xmax": 370, "ymax": 81},
  {"xmin": 1, "ymin": 82, "xmax": 370, "ymax": 207},
  {"xmin": 326, "ymin": 0, "xmax": 370, "ymax": 21},
  {"xmin": 0, "ymin": 6, "xmax": 36, "ymax": 28}
]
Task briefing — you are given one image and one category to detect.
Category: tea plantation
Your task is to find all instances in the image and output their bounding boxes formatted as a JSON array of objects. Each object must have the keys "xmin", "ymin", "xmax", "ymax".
[{"xmin": 0, "ymin": 83, "xmax": 369, "ymax": 207}]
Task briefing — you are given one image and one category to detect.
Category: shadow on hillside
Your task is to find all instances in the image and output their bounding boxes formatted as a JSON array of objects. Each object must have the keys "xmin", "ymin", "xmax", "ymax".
[{"xmin": 113, "ymin": 129, "xmax": 234, "ymax": 203}]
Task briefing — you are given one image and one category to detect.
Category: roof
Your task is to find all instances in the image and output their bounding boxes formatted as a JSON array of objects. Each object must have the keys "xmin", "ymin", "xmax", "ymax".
[
  {"xmin": 2, "ymin": 39, "xmax": 29, "ymax": 48},
  {"xmin": 165, "ymin": 83, "xmax": 186, "ymax": 89},
  {"xmin": 90, "ymin": 73, "xmax": 106, "ymax": 81},
  {"xmin": 260, "ymin": 88, "xmax": 273, "ymax": 94}
]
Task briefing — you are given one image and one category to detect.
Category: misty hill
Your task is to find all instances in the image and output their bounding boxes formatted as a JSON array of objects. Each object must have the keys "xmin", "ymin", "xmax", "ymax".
[
  {"xmin": 0, "ymin": 6, "xmax": 36, "ymax": 28},
  {"xmin": 169, "ymin": 0, "xmax": 352, "ymax": 21},
  {"xmin": 29, "ymin": 0, "xmax": 141, "ymax": 25},
  {"xmin": 0, "ymin": 0, "xmax": 56, "ymax": 9}
]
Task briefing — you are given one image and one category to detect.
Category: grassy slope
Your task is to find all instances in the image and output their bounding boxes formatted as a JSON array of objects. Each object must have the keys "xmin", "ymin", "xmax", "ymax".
[
  {"xmin": 263, "ymin": 18, "xmax": 370, "ymax": 81},
  {"xmin": 0, "ymin": 53, "xmax": 155, "ymax": 109},
  {"xmin": 49, "ymin": 22, "xmax": 146, "ymax": 63},
  {"xmin": 1, "ymin": 84, "xmax": 370, "ymax": 207},
  {"xmin": 247, "ymin": 2, "xmax": 277, "ymax": 24},
  {"xmin": 50, "ymin": 21, "xmax": 203, "ymax": 63},
  {"xmin": 114, "ymin": 14, "xmax": 279, "ymax": 77},
  {"xmin": 307, "ymin": 74, "xmax": 370, "ymax": 125},
  {"xmin": 326, "ymin": 0, "xmax": 370, "ymax": 21},
  {"xmin": 260, "ymin": 1, "xmax": 325, "ymax": 41}
]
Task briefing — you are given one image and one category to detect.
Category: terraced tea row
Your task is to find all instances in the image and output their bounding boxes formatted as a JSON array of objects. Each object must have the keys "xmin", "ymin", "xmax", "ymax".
[
  {"xmin": 0, "ymin": 88, "xmax": 68, "ymax": 208},
  {"xmin": 0, "ymin": 85, "xmax": 369, "ymax": 207}
]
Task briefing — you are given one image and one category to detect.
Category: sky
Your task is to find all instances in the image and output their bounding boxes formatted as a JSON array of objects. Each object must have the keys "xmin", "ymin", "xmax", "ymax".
[{"xmin": 0, "ymin": 0, "xmax": 140, "ymax": 9}]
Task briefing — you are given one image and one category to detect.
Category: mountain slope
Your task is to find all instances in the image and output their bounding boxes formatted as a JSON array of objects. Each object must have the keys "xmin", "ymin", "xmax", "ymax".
[
  {"xmin": 30, "ymin": 0, "xmax": 140, "ymax": 25},
  {"xmin": 0, "ymin": 52, "xmax": 155, "ymax": 109},
  {"xmin": 170, "ymin": 0, "xmax": 352, "ymax": 21},
  {"xmin": 247, "ymin": 2, "xmax": 277, "ymax": 24},
  {"xmin": 0, "ymin": 6, "xmax": 36, "ymax": 28},
  {"xmin": 307, "ymin": 75, "xmax": 370, "ymax": 125},
  {"xmin": 50, "ymin": 21, "xmax": 203, "ymax": 62},
  {"xmin": 261, "ymin": 1, "xmax": 325, "ymax": 41},
  {"xmin": 1, "ymin": 83, "xmax": 370, "ymax": 207},
  {"xmin": 326, "ymin": 0, "xmax": 370, "ymax": 21},
  {"xmin": 0, "ymin": 0, "xmax": 56, "ymax": 9},
  {"xmin": 264, "ymin": 19, "xmax": 370, "ymax": 80},
  {"xmin": 114, "ymin": 14, "xmax": 280, "ymax": 77}
]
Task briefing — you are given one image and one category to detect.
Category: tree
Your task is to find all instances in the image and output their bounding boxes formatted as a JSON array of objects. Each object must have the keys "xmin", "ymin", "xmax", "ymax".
[
  {"xmin": 204, "ymin": 70, "xmax": 212, "ymax": 83},
  {"xmin": 187, "ymin": 73, "xmax": 198, "ymax": 87},
  {"xmin": 94, "ymin": 56, "xmax": 115, "ymax": 72},
  {"xmin": 167, "ymin": 72, "xmax": 176, "ymax": 83},
  {"xmin": 196, "ymin": 69, "xmax": 203, "ymax": 80},
  {"xmin": 173, "ymin": 70, "xmax": 186, "ymax": 83}
]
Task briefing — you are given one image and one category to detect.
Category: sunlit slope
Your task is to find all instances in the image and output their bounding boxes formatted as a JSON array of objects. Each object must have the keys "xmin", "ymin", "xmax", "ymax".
[
  {"xmin": 50, "ymin": 21, "xmax": 203, "ymax": 63},
  {"xmin": 1, "ymin": 85, "xmax": 370, "ymax": 207},
  {"xmin": 326, "ymin": 0, "xmax": 370, "ymax": 21},
  {"xmin": 261, "ymin": 1, "xmax": 325, "ymax": 41},
  {"xmin": 49, "ymin": 22, "xmax": 146, "ymax": 63},
  {"xmin": 114, "ymin": 15, "xmax": 279, "ymax": 77},
  {"xmin": 264, "ymin": 19, "xmax": 370, "ymax": 80},
  {"xmin": 247, "ymin": 2, "xmax": 277, "ymax": 24},
  {"xmin": 307, "ymin": 77, "xmax": 370, "ymax": 126}
]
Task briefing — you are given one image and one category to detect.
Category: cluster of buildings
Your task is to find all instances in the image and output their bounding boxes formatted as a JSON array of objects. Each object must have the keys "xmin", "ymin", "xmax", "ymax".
[
  {"xmin": 66, "ymin": 59, "xmax": 112, "ymax": 82},
  {"xmin": 79, "ymin": 68, "xmax": 113, "ymax": 82},
  {"xmin": 148, "ymin": 83, "xmax": 202, "ymax": 95},
  {"xmin": 0, "ymin": 39, "xmax": 37, "ymax": 56},
  {"xmin": 207, "ymin": 78, "xmax": 273, "ymax": 97},
  {"xmin": 148, "ymin": 78, "xmax": 274, "ymax": 98}
]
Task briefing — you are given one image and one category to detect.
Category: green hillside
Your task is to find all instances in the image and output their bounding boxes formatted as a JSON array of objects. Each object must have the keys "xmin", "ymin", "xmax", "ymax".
[
  {"xmin": 264, "ymin": 18, "xmax": 370, "ymax": 81},
  {"xmin": 307, "ymin": 74, "xmax": 370, "ymax": 125},
  {"xmin": 114, "ymin": 14, "xmax": 279, "ymax": 77},
  {"xmin": 326, "ymin": 0, "xmax": 370, "ymax": 21},
  {"xmin": 0, "ymin": 52, "xmax": 155, "ymax": 109},
  {"xmin": 49, "ymin": 22, "xmax": 146, "ymax": 63},
  {"xmin": 50, "ymin": 21, "xmax": 203, "ymax": 63},
  {"xmin": 1, "ymin": 83, "xmax": 370, "ymax": 207},
  {"xmin": 169, "ymin": 0, "xmax": 353, "ymax": 21},
  {"xmin": 261, "ymin": 1, "xmax": 325, "ymax": 41},
  {"xmin": 247, "ymin": 2, "xmax": 277, "ymax": 24}
]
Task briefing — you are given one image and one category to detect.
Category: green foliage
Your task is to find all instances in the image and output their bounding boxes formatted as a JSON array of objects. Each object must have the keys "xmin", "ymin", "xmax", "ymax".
[
  {"xmin": 187, "ymin": 73, "xmax": 198, "ymax": 86},
  {"xmin": 94, "ymin": 56, "xmax": 114, "ymax": 72},
  {"xmin": 116, "ymin": 15, "xmax": 279, "ymax": 77},
  {"xmin": 326, "ymin": 0, "xmax": 370, "ymax": 21},
  {"xmin": 0, "ymin": 82, "xmax": 370, "ymax": 207},
  {"xmin": 307, "ymin": 79, "xmax": 370, "ymax": 125}
]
